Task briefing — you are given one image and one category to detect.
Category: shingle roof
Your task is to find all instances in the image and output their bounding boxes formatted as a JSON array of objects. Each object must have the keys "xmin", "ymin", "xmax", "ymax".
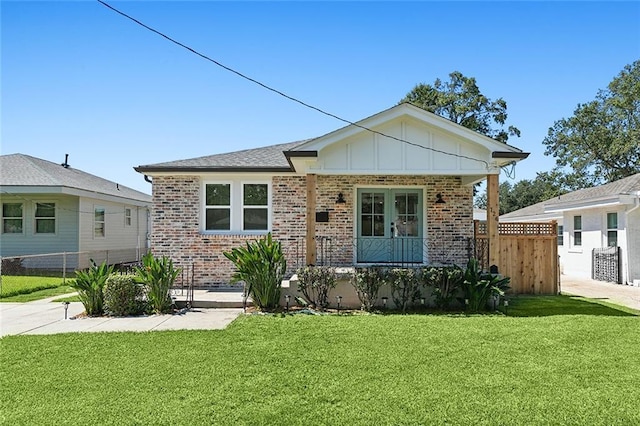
[
  {"xmin": 1, "ymin": 154, "xmax": 151, "ymax": 203},
  {"xmin": 135, "ymin": 140, "xmax": 310, "ymax": 172},
  {"xmin": 501, "ymin": 173, "xmax": 640, "ymax": 220},
  {"xmin": 545, "ymin": 173, "xmax": 640, "ymax": 207}
]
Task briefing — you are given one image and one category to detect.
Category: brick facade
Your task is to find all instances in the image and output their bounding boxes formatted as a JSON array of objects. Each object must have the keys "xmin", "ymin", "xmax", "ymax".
[{"xmin": 151, "ymin": 174, "xmax": 473, "ymax": 287}]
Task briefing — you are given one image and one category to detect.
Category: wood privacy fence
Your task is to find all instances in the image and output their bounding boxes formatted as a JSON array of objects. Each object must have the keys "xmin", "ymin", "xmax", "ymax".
[{"xmin": 475, "ymin": 221, "xmax": 559, "ymax": 295}]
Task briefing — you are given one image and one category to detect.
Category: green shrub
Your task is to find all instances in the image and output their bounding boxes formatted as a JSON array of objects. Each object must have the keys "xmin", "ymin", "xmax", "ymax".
[
  {"xmin": 224, "ymin": 233, "xmax": 287, "ymax": 311},
  {"xmin": 389, "ymin": 268, "xmax": 421, "ymax": 312},
  {"xmin": 135, "ymin": 253, "xmax": 180, "ymax": 314},
  {"xmin": 103, "ymin": 275, "xmax": 147, "ymax": 316},
  {"xmin": 71, "ymin": 260, "xmax": 114, "ymax": 316},
  {"xmin": 351, "ymin": 267, "xmax": 386, "ymax": 311},
  {"xmin": 460, "ymin": 258, "xmax": 511, "ymax": 312},
  {"xmin": 296, "ymin": 266, "xmax": 337, "ymax": 310},
  {"xmin": 421, "ymin": 265, "xmax": 464, "ymax": 310}
]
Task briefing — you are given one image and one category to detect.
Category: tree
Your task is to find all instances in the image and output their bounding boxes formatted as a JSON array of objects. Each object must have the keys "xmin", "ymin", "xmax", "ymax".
[
  {"xmin": 400, "ymin": 71, "xmax": 520, "ymax": 142},
  {"xmin": 475, "ymin": 170, "xmax": 569, "ymax": 214},
  {"xmin": 543, "ymin": 61, "xmax": 640, "ymax": 186}
]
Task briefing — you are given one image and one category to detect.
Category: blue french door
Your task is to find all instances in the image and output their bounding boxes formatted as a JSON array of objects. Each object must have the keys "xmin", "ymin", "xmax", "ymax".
[{"xmin": 356, "ymin": 189, "xmax": 423, "ymax": 264}]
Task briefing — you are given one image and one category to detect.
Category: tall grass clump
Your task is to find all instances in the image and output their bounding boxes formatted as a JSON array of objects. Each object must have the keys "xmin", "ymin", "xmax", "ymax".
[
  {"xmin": 71, "ymin": 260, "xmax": 114, "ymax": 316},
  {"xmin": 224, "ymin": 233, "xmax": 286, "ymax": 311},
  {"xmin": 135, "ymin": 252, "xmax": 180, "ymax": 314}
]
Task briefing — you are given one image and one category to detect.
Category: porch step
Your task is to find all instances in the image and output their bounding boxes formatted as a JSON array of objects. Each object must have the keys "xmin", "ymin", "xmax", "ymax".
[{"xmin": 172, "ymin": 289, "xmax": 250, "ymax": 309}]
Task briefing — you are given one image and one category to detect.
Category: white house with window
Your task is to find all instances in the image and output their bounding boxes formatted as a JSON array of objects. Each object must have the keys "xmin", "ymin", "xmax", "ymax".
[
  {"xmin": 0, "ymin": 154, "xmax": 151, "ymax": 268},
  {"xmin": 501, "ymin": 173, "xmax": 640, "ymax": 286}
]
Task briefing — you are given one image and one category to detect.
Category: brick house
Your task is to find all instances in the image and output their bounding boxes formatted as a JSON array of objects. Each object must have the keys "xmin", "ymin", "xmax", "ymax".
[{"xmin": 135, "ymin": 103, "xmax": 528, "ymax": 287}]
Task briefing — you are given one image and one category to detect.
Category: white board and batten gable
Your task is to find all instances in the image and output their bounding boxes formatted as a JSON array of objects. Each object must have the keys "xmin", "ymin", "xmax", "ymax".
[{"xmin": 286, "ymin": 103, "xmax": 527, "ymax": 184}]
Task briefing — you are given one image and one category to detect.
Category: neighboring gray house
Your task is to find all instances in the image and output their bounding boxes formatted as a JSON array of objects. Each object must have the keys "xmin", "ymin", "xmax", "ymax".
[
  {"xmin": 0, "ymin": 154, "xmax": 151, "ymax": 268},
  {"xmin": 501, "ymin": 173, "xmax": 640, "ymax": 286}
]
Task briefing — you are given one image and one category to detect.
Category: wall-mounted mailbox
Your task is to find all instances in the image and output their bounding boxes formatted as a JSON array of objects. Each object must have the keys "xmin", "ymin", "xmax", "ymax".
[{"xmin": 316, "ymin": 211, "xmax": 329, "ymax": 223}]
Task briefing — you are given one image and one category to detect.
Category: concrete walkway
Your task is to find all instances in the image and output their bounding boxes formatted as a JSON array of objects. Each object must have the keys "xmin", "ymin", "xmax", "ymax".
[
  {"xmin": 560, "ymin": 275, "xmax": 640, "ymax": 311},
  {"xmin": 0, "ymin": 293, "xmax": 243, "ymax": 337}
]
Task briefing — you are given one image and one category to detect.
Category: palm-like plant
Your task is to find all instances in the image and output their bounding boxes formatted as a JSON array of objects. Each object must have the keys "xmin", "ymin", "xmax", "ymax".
[
  {"xmin": 135, "ymin": 252, "xmax": 180, "ymax": 314},
  {"xmin": 71, "ymin": 260, "xmax": 114, "ymax": 316},
  {"xmin": 460, "ymin": 258, "xmax": 510, "ymax": 312},
  {"xmin": 224, "ymin": 234, "xmax": 286, "ymax": 311}
]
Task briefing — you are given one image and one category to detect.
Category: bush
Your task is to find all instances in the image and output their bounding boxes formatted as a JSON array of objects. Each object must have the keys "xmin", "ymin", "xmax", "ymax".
[
  {"xmin": 103, "ymin": 275, "xmax": 146, "ymax": 316},
  {"xmin": 460, "ymin": 258, "xmax": 510, "ymax": 312},
  {"xmin": 135, "ymin": 253, "xmax": 180, "ymax": 314},
  {"xmin": 71, "ymin": 260, "xmax": 114, "ymax": 316},
  {"xmin": 351, "ymin": 267, "xmax": 386, "ymax": 311},
  {"xmin": 422, "ymin": 265, "xmax": 464, "ymax": 310},
  {"xmin": 224, "ymin": 233, "xmax": 286, "ymax": 311},
  {"xmin": 296, "ymin": 266, "xmax": 337, "ymax": 310},
  {"xmin": 389, "ymin": 268, "xmax": 421, "ymax": 312}
]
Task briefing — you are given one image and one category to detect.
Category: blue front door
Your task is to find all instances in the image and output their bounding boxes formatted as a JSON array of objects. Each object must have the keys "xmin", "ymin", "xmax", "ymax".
[{"xmin": 356, "ymin": 189, "xmax": 423, "ymax": 264}]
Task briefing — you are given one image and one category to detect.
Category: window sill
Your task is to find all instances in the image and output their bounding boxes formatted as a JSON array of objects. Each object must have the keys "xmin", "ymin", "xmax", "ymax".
[
  {"xmin": 568, "ymin": 248, "xmax": 583, "ymax": 254},
  {"xmin": 200, "ymin": 231, "xmax": 270, "ymax": 237}
]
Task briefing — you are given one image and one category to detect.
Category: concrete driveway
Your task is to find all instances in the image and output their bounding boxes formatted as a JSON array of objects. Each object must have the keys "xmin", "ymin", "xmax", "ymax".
[
  {"xmin": 560, "ymin": 275, "xmax": 640, "ymax": 311},
  {"xmin": 0, "ymin": 294, "xmax": 243, "ymax": 337}
]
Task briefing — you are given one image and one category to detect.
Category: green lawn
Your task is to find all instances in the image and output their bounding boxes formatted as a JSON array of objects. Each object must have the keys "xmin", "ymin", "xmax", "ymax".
[
  {"xmin": 0, "ymin": 275, "xmax": 71, "ymax": 299},
  {"xmin": 2, "ymin": 305, "xmax": 639, "ymax": 425}
]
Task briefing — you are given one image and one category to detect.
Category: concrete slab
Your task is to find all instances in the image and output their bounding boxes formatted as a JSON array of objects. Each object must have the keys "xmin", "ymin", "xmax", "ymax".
[
  {"xmin": 560, "ymin": 275, "xmax": 640, "ymax": 311},
  {"xmin": 1, "ymin": 294, "xmax": 243, "ymax": 337}
]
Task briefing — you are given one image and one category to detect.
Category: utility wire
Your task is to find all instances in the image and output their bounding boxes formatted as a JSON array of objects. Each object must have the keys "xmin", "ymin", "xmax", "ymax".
[{"xmin": 96, "ymin": 0, "xmax": 491, "ymax": 169}]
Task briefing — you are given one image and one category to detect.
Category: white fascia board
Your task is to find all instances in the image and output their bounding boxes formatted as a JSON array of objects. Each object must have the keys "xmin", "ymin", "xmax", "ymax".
[
  {"xmin": 0, "ymin": 185, "xmax": 63, "ymax": 194},
  {"xmin": 60, "ymin": 187, "xmax": 151, "ymax": 207},
  {"xmin": 500, "ymin": 213, "xmax": 562, "ymax": 223},
  {"xmin": 544, "ymin": 196, "xmax": 632, "ymax": 213}
]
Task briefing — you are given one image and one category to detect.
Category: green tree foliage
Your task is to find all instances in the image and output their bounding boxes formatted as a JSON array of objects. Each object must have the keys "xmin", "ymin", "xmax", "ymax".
[
  {"xmin": 475, "ymin": 170, "xmax": 577, "ymax": 214},
  {"xmin": 400, "ymin": 71, "xmax": 520, "ymax": 142},
  {"xmin": 543, "ymin": 61, "xmax": 640, "ymax": 186}
]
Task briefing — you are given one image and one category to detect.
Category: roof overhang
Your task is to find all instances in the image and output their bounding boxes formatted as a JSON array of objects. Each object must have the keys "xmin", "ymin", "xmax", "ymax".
[
  {"xmin": 544, "ymin": 194, "xmax": 636, "ymax": 213},
  {"xmin": 0, "ymin": 185, "xmax": 151, "ymax": 206}
]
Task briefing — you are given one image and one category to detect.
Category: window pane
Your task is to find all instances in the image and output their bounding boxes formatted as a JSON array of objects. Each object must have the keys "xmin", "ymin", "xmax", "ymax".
[
  {"xmin": 607, "ymin": 231, "xmax": 617, "ymax": 247},
  {"xmin": 573, "ymin": 216, "xmax": 581, "ymax": 230},
  {"xmin": 373, "ymin": 193, "xmax": 385, "ymax": 214},
  {"xmin": 36, "ymin": 219, "xmax": 55, "ymax": 233},
  {"xmin": 243, "ymin": 208, "xmax": 268, "ymax": 230},
  {"xmin": 95, "ymin": 209, "xmax": 105, "ymax": 222},
  {"xmin": 574, "ymin": 231, "xmax": 582, "ymax": 246},
  {"xmin": 361, "ymin": 194, "xmax": 372, "ymax": 214},
  {"xmin": 557, "ymin": 225, "xmax": 563, "ymax": 246},
  {"xmin": 36, "ymin": 203, "xmax": 55, "ymax": 218},
  {"xmin": 3, "ymin": 219, "xmax": 23, "ymax": 233},
  {"xmin": 607, "ymin": 213, "xmax": 618, "ymax": 229},
  {"xmin": 206, "ymin": 208, "xmax": 230, "ymax": 230},
  {"xmin": 3, "ymin": 203, "xmax": 22, "ymax": 217},
  {"xmin": 244, "ymin": 184, "xmax": 268, "ymax": 206},
  {"xmin": 361, "ymin": 216, "xmax": 372, "ymax": 236},
  {"xmin": 374, "ymin": 215, "xmax": 385, "ymax": 236},
  {"xmin": 206, "ymin": 184, "xmax": 230, "ymax": 206},
  {"xmin": 95, "ymin": 223, "xmax": 105, "ymax": 237}
]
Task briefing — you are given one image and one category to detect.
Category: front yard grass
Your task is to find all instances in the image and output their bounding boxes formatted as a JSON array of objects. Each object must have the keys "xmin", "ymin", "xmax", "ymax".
[
  {"xmin": 0, "ymin": 275, "xmax": 72, "ymax": 300},
  {"xmin": 1, "ymin": 310, "xmax": 639, "ymax": 425}
]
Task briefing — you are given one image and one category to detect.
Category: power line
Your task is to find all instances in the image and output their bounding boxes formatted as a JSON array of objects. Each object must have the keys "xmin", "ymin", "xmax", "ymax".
[{"xmin": 96, "ymin": 0, "xmax": 490, "ymax": 169}]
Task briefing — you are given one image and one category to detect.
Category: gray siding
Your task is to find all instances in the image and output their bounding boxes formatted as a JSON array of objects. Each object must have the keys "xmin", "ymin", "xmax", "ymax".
[{"xmin": 0, "ymin": 194, "xmax": 79, "ymax": 257}]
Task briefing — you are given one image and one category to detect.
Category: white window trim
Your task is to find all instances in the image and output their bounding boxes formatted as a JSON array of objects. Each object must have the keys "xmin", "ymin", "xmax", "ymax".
[
  {"xmin": 605, "ymin": 212, "xmax": 618, "ymax": 247},
  {"xmin": 2, "ymin": 202, "xmax": 24, "ymax": 235},
  {"xmin": 201, "ymin": 180, "xmax": 271, "ymax": 235},
  {"xmin": 569, "ymin": 215, "xmax": 582, "ymax": 252},
  {"xmin": 124, "ymin": 207, "xmax": 132, "ymax": 227},
  {"xmin": 241, "ymin": 181, "xmax": 271, "ymax": 233},
  {"xmin": 33, "ymin": 201, "xmax": 57, "ymax": 236},
  {"xmin": 94, "ymin": 206, "xmax": 106, "ymax": 238}
]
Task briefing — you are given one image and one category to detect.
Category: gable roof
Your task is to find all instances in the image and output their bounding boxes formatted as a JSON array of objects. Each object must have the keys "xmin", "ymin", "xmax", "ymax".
[
  {"xmin": 1, "ymin": 154, "xmax": 151, "ymax": 203},
  {"xmin": 501, "ymin": 172, "xmax": 640, "ymax": 221},
  {"xmin": 135, "ymin": 103, "xmax": 528, "ymax": 174}
]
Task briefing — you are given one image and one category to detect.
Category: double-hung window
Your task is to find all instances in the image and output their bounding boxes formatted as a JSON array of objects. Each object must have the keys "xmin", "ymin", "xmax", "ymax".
[
  {"xmin": 204, "ymin": 181, "xmax": 270, "ymax": 233},
  {"xmin": 573, "ymin": 215, "xmax": 582, "ymax": 247},
  {"xmin": 607, "ymin": 213, "xmax": 618, "ymax": 247},
  {"xmin": 205, "ymin": 183, "xmax": 231, "ymax": 231},
  {"xmin": 242, "ymin": 183, "xmax": 269, "ymax": 231},
  {"xmin": 557, "ymin": 225, "xmax": 564, "ymax": 246},
  {"xmin": 2, "ymin": 203, "xmax": 23, "ymax": 234},
  {"xmin": 95, "ymin": 207, "xmax": 106, "ymax": 237},
  {"xmin": 125, "ymin": 208, "xmax": 132, "ymax": 227},
  {"xmin": 35, "ymin": 202, "xmax": 55, "ymax": 234}
]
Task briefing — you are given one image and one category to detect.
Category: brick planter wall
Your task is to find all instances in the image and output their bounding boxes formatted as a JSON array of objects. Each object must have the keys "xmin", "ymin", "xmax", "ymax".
[{"xmin": 150, "ymin": 174, "xmax": 473, "ymax": 287}]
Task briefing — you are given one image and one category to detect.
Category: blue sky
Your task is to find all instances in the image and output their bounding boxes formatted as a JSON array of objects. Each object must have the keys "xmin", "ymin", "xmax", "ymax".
[{"xmin": 2, "ymin": 1, "xmax": 639, "ymax": 194}]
